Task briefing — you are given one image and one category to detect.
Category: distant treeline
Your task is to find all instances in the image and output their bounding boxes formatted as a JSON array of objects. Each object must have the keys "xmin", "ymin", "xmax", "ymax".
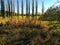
[
  {"xmin": 0, "ymin": 0, "xmax": 60, "ymax": 21},
  {"xmin": 0, "ymin": 0, "xmax": 38, "ymax": 18}
]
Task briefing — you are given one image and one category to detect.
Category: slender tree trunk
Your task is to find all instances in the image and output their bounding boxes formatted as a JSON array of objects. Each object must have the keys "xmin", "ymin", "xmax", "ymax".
[
  {"xmin": 42, "ymin": 0, "xmax": 44, "ymax": 15},
  {"xmin": 8, "ymin": 0, "xmax": 12, "ymax": 21},
  {"xmin": 17, "ymin": 0, "xmax": 19, "ymax": 21},
  {"xmin": 12, "ymin": 0, "xmax": 15, "ymax": 16},
  {"xmin": 17, "ymin": 0, "xmax": 19, "ymax": 15},
  {"xmin": 8, "ymin": 0, "xmax": 12, "ymax": 17},
  {"xmin": 1, "ymin": 0, "xmax": 5, "ymax": 18},
  {"xmin": 8, "ymin": 0, "xmax": 10, "ymax": 17},
  {"xmin": 6, "ymin": 3, "xmax": 9, "ymax": 17},
  {"xmin": 36, "ymin": 0, "xmax": 38, "ymax": 19},
  {"xmin": 21, "ymin": 0, "xmax": 24, "ymax": 19},
  {"xmin": 26, "ymin": 0, "xmax": 29, "ymax": 17},
  {"xmin": 10, "ymin": 0, "xmax": 13, "ymax": 17},
  {"xmin": 28, "ymin": 0, "xmax": 30, "ymax": 15},
  {"xmin": 32, "ymin": 0, "xmax": 34, "ymax": 19}
]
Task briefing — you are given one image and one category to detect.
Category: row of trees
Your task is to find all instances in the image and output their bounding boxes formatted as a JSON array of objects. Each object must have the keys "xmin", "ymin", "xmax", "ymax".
[{"xmin": 0, "ymin": 0, "xmax": 39, "ymax": 18}]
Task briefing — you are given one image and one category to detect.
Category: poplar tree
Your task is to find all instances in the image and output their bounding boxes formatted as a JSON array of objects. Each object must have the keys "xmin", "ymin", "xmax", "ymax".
[
  {"xmin": 21, "ymin": 0, "xmax": 24, "ymax": 19},
  {"xmin": 1, "ymin": 0, "xmax": 5, "ymax": 18},
  {"xmin": 42, "ymin": 0, "xmax": 44, "ymax": 15},
  {"xmin": 32, "ymin": 0, "xmax": 34, "ymax": 19},
  {"xmin": 17, "ymin": 0, "xmax": 19, "ymax": 15},
  {"xmin": 36, "ymin": 0, "xmax": 38, "ymax": 19},
  {"xmin": 26, "ymin": 0, "xmax": 29, "ymax": 17}
]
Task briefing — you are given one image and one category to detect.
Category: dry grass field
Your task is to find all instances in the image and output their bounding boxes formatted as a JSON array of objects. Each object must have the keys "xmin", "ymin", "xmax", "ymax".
[{"xmin": 0, "ymin": 16, "xmax": 60, "ymax": 45}]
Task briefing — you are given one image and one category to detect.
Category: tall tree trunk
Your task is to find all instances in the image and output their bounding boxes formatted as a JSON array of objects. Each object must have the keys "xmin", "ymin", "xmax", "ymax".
[
  {"xmin": 17, "ymin": 0, "xmax": 19, "ymax": 21},
  {"xmin": 26, "ymin": 0, "xmax": 29, "ymax": 17},
  {"xmin": 36, "ymin": 0, "xmax": 38, "ymax": 19},
  {"xmin": 21, "ymin": 0, "xmax": 24, "ymax": 19},
  {"xmin": 6, "ymin": 3, "xmax": 9, "ymax": 17},
  {"xmin": 28, "ymin": 0, "xmax": 30, "ymax": 15},
  {"xmin": 8, "ymin": 0, "xmax": 13, "ymax": 17},
  {"xmin": 10, "ymin": 0, "xmax": 13, "ymax": 16},
  {"xmin": 11, "ymin": 0, "xmax": 15, "ymax": 16},
  {"xmin": 17, "ymin": 0, "xmax": 19, "ymax": 15},
  {"xmin": 8, "ymin": 0, "xmax": 10, "ymax": 17},
  {"xmin": 42, "ymin": 0, "xmax": 44, "ymax": 15},
  {"xmin": 1, "ymin": 0, "xmax": 5, "ymax": 18},
  {"xmin": 32, "ymin": 0, "xmax": 34, "ymax": 19}
]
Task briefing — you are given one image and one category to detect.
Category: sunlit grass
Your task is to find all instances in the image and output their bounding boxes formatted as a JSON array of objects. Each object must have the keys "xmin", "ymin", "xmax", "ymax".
[
  {"xmin": 0, "ymin": 16, "xmax": 60, "ymax": 45},
  {"xmin": 0, "ymin": 16, "xmax": 59, "ymax": 26},
  {"xmin": 0, "ymin": 16, "xmax": 42, "ymax": 25}
]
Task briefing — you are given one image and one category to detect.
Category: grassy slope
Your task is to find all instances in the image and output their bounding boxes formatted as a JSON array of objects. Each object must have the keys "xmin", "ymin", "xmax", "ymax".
[{"xmin": 0, "ymin": 16, "xmax": 60, "ymax": 45}]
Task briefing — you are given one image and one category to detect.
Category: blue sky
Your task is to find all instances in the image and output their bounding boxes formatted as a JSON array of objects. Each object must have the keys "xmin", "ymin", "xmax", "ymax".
[{"xmin": 0, "ymin": 0, "xmax": 57, "ymax": 14}]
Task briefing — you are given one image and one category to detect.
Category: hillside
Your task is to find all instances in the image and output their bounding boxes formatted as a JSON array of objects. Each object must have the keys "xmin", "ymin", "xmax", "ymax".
[{"xmin": 0, "ymin": 17, "xmax": 60, "ymax": 45}]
